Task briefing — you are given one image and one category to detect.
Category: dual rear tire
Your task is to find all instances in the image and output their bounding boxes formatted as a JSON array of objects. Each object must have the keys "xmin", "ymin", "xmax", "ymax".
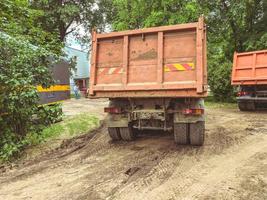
[
  {"xmin": 174, "ymin": 121, "xmax": 204, "ymax": 146},
  {"xmin": 108, "ymin": 127, "xmax": 135, "ymax": 141},
  {"xmin": 108, "ymin": 121, "xmax": 205, "ymax": 146}
]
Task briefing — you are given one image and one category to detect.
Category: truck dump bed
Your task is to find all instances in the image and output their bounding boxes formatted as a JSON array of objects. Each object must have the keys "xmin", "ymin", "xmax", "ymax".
[
  {"xmin": 232, "ymin": 50, "xmax": 267, "ymax": 85},
  {"xmin": 89, "ymin": 17, "xmax": 207, "ymax": 98}
]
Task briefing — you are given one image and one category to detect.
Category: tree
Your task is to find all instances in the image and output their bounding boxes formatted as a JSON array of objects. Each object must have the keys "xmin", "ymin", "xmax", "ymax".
[
  {"xmin": 30, "ymin": 0, "xmax": 110, "ymax": 43},
  {"xmin": 0, "ymin": 0, "xmax": 61, "ymax": 54},
  {"xmin": 110, "ymin": 0, "xmax": 200, "ymax": 31}
]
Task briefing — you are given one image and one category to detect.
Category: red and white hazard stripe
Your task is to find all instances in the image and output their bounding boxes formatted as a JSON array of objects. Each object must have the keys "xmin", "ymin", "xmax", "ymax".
[{"xmin": 98, "ymin": 67, "xmax": 123, "ymax": 75}]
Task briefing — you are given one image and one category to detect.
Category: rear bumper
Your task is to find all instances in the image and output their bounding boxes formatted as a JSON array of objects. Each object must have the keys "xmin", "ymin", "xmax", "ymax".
[{"xmin": 237, "ymin": 96, "xmax": 267, "ymax": 102}]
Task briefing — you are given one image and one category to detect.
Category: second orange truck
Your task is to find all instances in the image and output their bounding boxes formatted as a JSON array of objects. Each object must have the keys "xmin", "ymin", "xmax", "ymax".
[{"xmin": 232, "ymin": 50, "xmax": 267, "ymax": 111}]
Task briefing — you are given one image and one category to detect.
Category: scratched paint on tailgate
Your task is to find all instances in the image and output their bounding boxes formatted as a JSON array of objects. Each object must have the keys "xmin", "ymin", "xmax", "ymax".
[
  {"xmin": 90, "ymin": 16, "xmax": 207, "ymax": 97},
  {"xmin": 96, "ymin": 37, "xmax": 123, "ymax": 84},
  {"xmin": 163, "ymin": 30, "xmax": 196, "ymax": 83},
  {"xmin": 128, "ymin": 34, "xmax": 158, "ymax": 83}
]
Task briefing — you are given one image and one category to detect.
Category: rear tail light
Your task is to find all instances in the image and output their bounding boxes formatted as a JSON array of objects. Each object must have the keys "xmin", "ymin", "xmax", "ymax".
[
  {"xmin": 104, "ymin": 107, "xmax": 122, "ymax": 114},
  {"xmin": 237, "ymin": 91, "xmax": 250, "ymax": 96},
  {"xmin": 182, "ymin": 108, "xmax": 204, "ymax": 115}
]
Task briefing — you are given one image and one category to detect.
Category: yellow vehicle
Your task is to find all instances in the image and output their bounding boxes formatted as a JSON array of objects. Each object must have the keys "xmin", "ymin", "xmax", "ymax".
[{"xmin": 37, "ymin": 60, "xmax": 70, "ymax": 106}]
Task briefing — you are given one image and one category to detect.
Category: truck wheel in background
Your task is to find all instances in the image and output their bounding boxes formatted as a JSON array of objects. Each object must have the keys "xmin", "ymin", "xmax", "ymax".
[
  {"xmin": 238, "ymin": 102, "xmax": 247, "ymax": 111},
  {"xmin": 246, "ymin": 102, "xmax": 255, "ymax": 111},
  {"xmin": 174, "ymin": 123, "xmax": 188, "ymax": 145},
  {"xmin": 189, "ymin": 121, "xmax": 205, "ymax": 146},
  {"xmin": 108, "ymin": 128, "xmax": 121, "ymax": 140},
  {"xmin": 120, "ymin": 127, "xmax": 135, "ymax": 141},
  {"xmin": 238, "ymin": 102, "xmax": 255, "ymax": 111}
]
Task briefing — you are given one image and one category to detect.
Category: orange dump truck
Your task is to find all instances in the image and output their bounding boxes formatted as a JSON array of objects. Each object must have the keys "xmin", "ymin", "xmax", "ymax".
[
  {"xmin": 89, "ymin": 17, "xmax": 207, "ymax": 145},
  {"xmin": 231, "ymin": 50, "xmax": 267, "ymax": 111}
]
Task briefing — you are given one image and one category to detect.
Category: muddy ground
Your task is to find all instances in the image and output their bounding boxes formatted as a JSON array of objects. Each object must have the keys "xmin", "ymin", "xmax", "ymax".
[{"xmin": 0, "ymin": 98, "xmax": 266, "ymax": 200}]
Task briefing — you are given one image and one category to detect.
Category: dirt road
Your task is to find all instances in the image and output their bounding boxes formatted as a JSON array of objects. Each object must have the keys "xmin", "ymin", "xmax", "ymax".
[{"xmin": 0, "ymin": 100, "xmax": 266, "ymax": 200}]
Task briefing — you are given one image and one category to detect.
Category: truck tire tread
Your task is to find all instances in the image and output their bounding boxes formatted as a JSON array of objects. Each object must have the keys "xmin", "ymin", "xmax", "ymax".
[
  {"xmin": 238, "ymin": 102, "xmax": 247, "ymax": 111},
  {"xmin": 120, "ymin": 127, "xmax": 135, "ymax": 141},
  {"xmin": 189, "ymin": 121, "xmax": 205, "ymax": 146},
  {"xmin": 174, "ymin": 123, "xmax": 188, "ymax": 145},
  {"xmin": 238, "ymin": 102, "xmax": 255, "ymax": 111},
  {"xmin": 108, "ymin": 127, "xmax": 121, "ymax": 140}
]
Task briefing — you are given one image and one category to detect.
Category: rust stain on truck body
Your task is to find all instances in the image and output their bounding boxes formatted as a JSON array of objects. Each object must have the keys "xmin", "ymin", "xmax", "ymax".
[{"xmin": 89, "ymin": 17, "xmax": 207, "ymax": 98}]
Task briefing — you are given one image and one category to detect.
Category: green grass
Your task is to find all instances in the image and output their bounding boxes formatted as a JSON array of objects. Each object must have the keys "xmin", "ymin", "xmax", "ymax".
[
  {"xmin": 26, "ymin": 113, "xmax": 99, "ymax": 144},
  {"xmin": 205, "ymin": 100, "xmax": 237, "ymax": 109},
  {"xmin": 0, "ymin": 114, "xmax": 100, "ymax": 162},
  {"xmin": 65, "ymin": 114, "xmax": 99, "ymax": 136}
]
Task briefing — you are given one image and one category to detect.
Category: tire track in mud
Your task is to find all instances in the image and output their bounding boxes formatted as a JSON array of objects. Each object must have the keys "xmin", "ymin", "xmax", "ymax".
[
  {"xmin": 0, "ymin": 123, "xmax": 107, "ymax": 185},
  {"xmin": 0, "ymin": 108, "xmax": 267, "ymax": 200},
  {"xmin": 76, "ymin": 109, "xmax": 266, "ymax": 200},
  {"xmin": 199, "ymin": 152, "xmax": 267, "ymax": 200},
  {"xmin": 108, "ymin": 111, "xmax": 267, "ymax": 200},
  {"xmin": 178, "ymin": 136, "xmax": 267, "ymax": 200},
  {"xmin": 72, "ymin": 137, "xmax": 177, "ymax": 200},
  {"xmin": 111, "ymin": 135, "xmax": 267, "ymax": 200}
]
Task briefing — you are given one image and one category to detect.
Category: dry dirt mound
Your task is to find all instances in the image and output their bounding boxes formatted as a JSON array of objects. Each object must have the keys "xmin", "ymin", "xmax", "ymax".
[{"xmin": 0, "ymin": 108, "xmax": 266, "ymax": 200}]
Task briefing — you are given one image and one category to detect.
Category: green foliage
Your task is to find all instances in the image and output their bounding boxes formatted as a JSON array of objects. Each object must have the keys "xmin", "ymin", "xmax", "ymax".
[
  {"xmin": 0, "ymin": 0, "xmax": 63, "ymax": 161},
  {"xmin": 0, "ymin": 32, "xmax": 61, "ymax": 158},
  {"xmin": 204, "ymin": 0, "xmax": 267, "ymax": 100},
  {"xmin": 208, "ymin": 61, "xmax": 235, "ymax": 101},
  {"xmin": 37, "ymin": 104, "xmax": 63, "ymax": 126},
  {"xmin": 0, "ymin": 34, "xmax": 56, "ymax": 135},
  {"xmin": 0, "ymin": 0, "xmax": 61, "ymax": 54},
  {"xmin": 0, "ymin": 107, "xmax": 99, "ymax": 162},
  {"xmin": 0, "ymin": 131, "xmax": 27, "ymax": 161},
  {"xmin": 0, "ymin": 113, "xmax": 99, "ymax": 162},
  {"xmin": 30, "ymin": 0, "xmax": 110, "ymax": 43},
  {"xmin": 111, "ymin": 0, "xmax": 201, "ymax": 30},
  {"xmin": 0, "ymin": 114, "xmax": 99, "ymax": 162}
]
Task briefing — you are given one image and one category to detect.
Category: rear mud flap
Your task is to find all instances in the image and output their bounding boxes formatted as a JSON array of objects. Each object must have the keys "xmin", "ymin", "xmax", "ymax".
[
  {"xmin": 173, "ymin": 112, "xmax": 204, "ymax": 124},
  {"xmin": 107, "ymin": 115, "xmax": 129, "ymax": 128}
]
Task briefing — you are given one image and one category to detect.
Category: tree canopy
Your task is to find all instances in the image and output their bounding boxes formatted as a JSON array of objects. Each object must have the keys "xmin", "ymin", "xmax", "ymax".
[{"xmin": 30, "ymin": 0, "xmax": 111, "ymax": 43}]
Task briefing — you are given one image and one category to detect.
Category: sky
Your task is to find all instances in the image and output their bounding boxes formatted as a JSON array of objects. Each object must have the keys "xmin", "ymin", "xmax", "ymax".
[{"xmin": 65, "ymin": 23, "xmax": 89, "ymax": 51}]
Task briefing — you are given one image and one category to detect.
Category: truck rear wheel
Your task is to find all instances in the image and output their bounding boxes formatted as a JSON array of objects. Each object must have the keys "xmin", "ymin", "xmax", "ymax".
[
  {"xmin": 108, "ymin": 127, "xmax": 121, "ymax": 140},
  {"xmin": 174, "ymin": 123, "xmax": 188, "ymax": 145},
  {"xmin": 189, "ymin": 121, "xmax": 204, "ymax": 146},
  {"xmin": 238, "ymin": 102, "xmax": 255, "ymax": 111},
  {"xmin": 238, "ymin": 102, "xmax": 247, "ymax": 111},
  {"xmin": 246, "ymin": 102, "xmax": 255, "ymax": 111},
  {"xmin": 120, "ymin": 127, "xmax": 135, "ymax": 141}
]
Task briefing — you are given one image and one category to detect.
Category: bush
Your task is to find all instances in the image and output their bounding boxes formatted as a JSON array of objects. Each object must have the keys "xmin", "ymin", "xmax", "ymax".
[
  {"xmin": 0, "ymin": 33, "xmax": 56, "ymax": 134},
  {"xmin": 0, "ymin": 104, "xmax": 64, "ymax": 161},
  {"xmin": 208, "ymin": 60, "xmax": 236, "ymax": 102},
  {"xmin": 36, "ymin": 104, "xmax": 63, "ymax": 126},
  {"xmin": 0, "ymin": 33, "xmax": 61, "ymax": 161}
]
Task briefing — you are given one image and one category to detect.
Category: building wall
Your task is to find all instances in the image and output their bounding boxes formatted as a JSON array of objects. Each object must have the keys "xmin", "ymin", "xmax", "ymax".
[{"xmin": 64, "ymin": 46, "xmax": 90, "ymax": 94}]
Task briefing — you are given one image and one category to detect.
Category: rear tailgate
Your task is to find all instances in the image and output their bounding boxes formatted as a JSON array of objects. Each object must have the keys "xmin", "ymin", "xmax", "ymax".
[
  {"xmin": 89, "ymin": 17, "xmax": 207, "ymax": 98},
  {"xmin": 232, "ymin": 50, "xmax": 267, "ymax": 85}
]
